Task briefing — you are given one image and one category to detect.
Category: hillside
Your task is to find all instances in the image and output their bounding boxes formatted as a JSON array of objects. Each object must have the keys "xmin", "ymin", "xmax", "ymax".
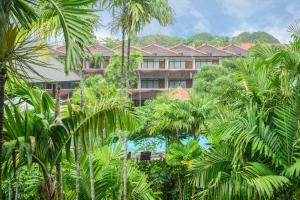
[
  {"xmin": 232, "ymin": 32, "xmax": 280, "ymax": 44},
  {"xmin": 100, "ymin": 31, "xmax": 280, "ymax": 48}
]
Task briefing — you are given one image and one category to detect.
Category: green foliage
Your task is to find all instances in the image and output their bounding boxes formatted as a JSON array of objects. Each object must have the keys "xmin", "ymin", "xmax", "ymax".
[
  {"xmin": 232, "ymin": 31, "xmax": 280, "ymax": 44},
  {"xmin": 191, "ymin": 65, "xmax": 241, "ymax": 102},
  {"xmin": 105, "ymin": 52, "xmax": 143, "ymax": 88},
  {"xmin": 72, "ymin": 75, "xmax": 121, "ymax": 105},
  {"xmin": 100, "ymin": 38, "xmax": 121, "ymax": 48},
  {"xmin": 89, "ymin": 53, "xmax": 103, "ymax": 69},
  {"xmin": 185, "ymin": 32, "xmax": 230, "ymax": 47},
  {"xmin": 62, "ymin": 144, "xmax": 159, "ymax": 200},
  {"xmin": 138, "ymin": 161, "xmax": 178, "ymax": 199},
  {"xmin": 100, "ymin": 32, "xmax": 280, "ymax": 48},
  {"xmin": 134, "ymin": 98, "xmax": 210, "ymax": 144},
  {"xmin": 131, "ymin": 34, "xmax": 183, "ymax": 47},
  {"xmin": 166, "ymin": 140, "xmax": 202, "ymax": 168}
]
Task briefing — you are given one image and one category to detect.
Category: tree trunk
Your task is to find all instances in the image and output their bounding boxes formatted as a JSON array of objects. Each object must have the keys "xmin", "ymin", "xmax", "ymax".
[
  {"xmin": 123, "ymin": 131, "xmax": 128, "ymax": 200},
  {"xmin": 55, "ymin": 163, "xmax": 62, "ymax": 200},
  {"xmin": 55, "ymin": 86, "xmax": 63, "ymax": 200},
  {"xmin": 118, "ymin": 131, "xmax": 123, "ymax": 200},
  {"xmin": 88, "ymin": 129, "xmax": 95, "ymax": 200},
  {"xmin": 76, "ymin": 70, "xmax": 85, "ymax": 200},
  {"xmin": 191, "ymin": 179, "xmax": 196, "ymax": 200},
  {"xmin": 40, "ymin": 174, "xmax": 55, "ymax": 200},
  {"xmin": 123, "ymin": 35, "xmax": 131, "ymax": 200},
  {"xmin": 8, "ymin": 177, "xmax": 11, "ymax": 200},
  {"xmin": 0, "ymin": 68, "xmax": 6, "ymax": 198}
]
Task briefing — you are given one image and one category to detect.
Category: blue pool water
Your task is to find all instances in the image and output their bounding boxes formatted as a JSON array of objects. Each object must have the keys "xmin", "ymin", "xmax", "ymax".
[{"xmin": 127, "ymin": 135, "xmax": 208, "ymax": 152}]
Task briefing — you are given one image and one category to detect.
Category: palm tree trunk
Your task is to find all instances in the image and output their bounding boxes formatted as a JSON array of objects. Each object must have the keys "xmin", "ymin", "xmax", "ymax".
[
  {"xmin": 76, "ymin": 70, "xmax": 85, "ymax": 200},
  {"xmin": 8, "ymin": 177, "xmax": 12, "ymax": 200},
  {"xmin": 123, "ymin": 131, "xmax": 128, "ymax": 200},
  {"xmin": 88, "ymin": 129, "xmax": 95, "ymax": 200},
  {"xmin": 118, "ymin": 131, "xmax": 123, "ymax": 200},
  {"xmin": 123, "ymin": 35, "xmax": 131, "ymax": 200},
  {"xmin": 55, "ymin": 86, "xmax": 63, "ymax": 200},
  {"xmin": 0, "ymin": 68, "xmax": 6, "ymax": 198},
  {"xmin": 191, "ymin": 179, "xmax": 196, "ymax": 200},
  {"xmin": 12, "ymin": 148, "xmax": 17, "ymax": 200}
]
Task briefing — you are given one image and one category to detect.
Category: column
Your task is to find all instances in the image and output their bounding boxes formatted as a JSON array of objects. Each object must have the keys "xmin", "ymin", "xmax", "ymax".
[
  {"xmin": 165, "ymin": 77, "xmax": 169, "ymax": 89},
  {"xmin": 138, "ymin": 71, "xmax": 141, "ymax": 89},
  {"xmin": 192, "ymin": 57, "xmax": 196, "ymax": 70},
  {"xmin": 165, "ymin": 57, "xmax": 169, "ymax": 69}
]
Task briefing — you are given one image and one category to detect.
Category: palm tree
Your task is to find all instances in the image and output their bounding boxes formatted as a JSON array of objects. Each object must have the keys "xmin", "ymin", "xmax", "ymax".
[
  {"xmin": 100, "ymin": 1, "xmax": 174, "ymax": 198},
  {"xmin": 166, "ymin": 140, "xmax": 202, "ymax": 200},
  {"xmin": 4, "ymin": 85, "xmax": 68, "ymax": 199},
  {"xmin": 188, "ymin": 36, "xmax": 300, "ymax": 198},
  {"xmin": 0, "ymin": 0, "xmax": 98, "ymax": 196},
  {"xmin": 54, "ymin": 86, "xmax": 63, "ymax": 200}
]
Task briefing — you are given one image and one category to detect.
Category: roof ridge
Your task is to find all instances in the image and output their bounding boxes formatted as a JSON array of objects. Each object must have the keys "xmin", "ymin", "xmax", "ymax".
[
  {"xmin": 90, "ymin": 43, "xmax": 113, "ymax": 51},
  {"xmin": 113, "ymin": 45, "xmax": 153, "ymax": 55},
  {"xmin": 142, "ymin": 43, "xmax": 179, "ymax": 55},
  {"xmin": 169, "ymin": 43, "xmax": 209, "ymax": 56},
  {"xmin": 198, "ymin": 43, "xmax": 237, "ymax": 55}
]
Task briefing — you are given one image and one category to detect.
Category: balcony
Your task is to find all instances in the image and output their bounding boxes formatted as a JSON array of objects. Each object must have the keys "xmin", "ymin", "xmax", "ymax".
[
  {"xmin": 130, "ymin": 88, "xmax": 167, "ymax": 100},
  {"xmin": 137, "ymin": 68, "xmax": 198, "ymax": 79},
  {"xmin": 82, "ymin": 68, "xmax": 104, "ymax": 74}
]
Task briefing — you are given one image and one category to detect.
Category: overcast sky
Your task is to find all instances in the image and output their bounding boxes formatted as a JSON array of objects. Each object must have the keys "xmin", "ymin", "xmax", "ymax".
[{"xmin": 95, "ymin": 0, "xmax": 300, "ymax": 43}]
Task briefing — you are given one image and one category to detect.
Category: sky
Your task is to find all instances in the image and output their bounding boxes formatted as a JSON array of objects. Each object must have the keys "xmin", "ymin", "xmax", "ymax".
[{"xmin": 95, "ymin": 0, "xmax": 300, "ymax": 43}]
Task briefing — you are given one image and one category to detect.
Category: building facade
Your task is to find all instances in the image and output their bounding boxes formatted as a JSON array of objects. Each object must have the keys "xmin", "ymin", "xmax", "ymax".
[{"xmin": 51, "ymin": 43, "xmax": 251, "ymax": 102}]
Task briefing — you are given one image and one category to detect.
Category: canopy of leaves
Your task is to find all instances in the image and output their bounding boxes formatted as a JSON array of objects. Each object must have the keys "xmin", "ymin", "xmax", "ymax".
[
  {"xmin": 232, "ymin": 31, "xmax": 280, "ymax": 44},
  {"xmin": 100, "ymin": 32, "xmax": 280, "ymax": 48},
  {"xmin": 104, "ymin": 51, "xmax": 143, "ymax": 87}
]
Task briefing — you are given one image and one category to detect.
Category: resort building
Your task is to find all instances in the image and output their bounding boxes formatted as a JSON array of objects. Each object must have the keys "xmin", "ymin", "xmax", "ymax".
[
  {"xmin": 50, "ymin": 43, "xmax": 252, "ymax": 103},
  {"xmin": 27, "ymin": 56, "xmax": 81, "ymax": 98}
]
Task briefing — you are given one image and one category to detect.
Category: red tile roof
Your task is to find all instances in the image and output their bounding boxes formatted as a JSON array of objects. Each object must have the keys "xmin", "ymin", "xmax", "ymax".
[
  {"xmin": 170, "ymin": 44, "xmax": 208, "ymax": 56},
  {"xmin": 169, "ymin": 88, "xmax": 190, "ymax": 100},
  {"xmin": 89, "ymin": 44, "xmax": 112, "ymax": 57},
  {"xmin": 197, "ymin": 44, "xmax": 236, "ymax": 57},
  {"xmin": 113, "ymin": 45, "xmax": 153, "ymax": 56},
  {"xmin": 50, "ymin": 45, "xmax": 66, "ymax": 56},
  {"xmin": 237, "ymin": 43, "xmax": 256, "ymax": 50},
  {"xmin": 222, "ymin": 44, "xmax": 248, "ymax": 56},
  {"xmin": 142, "ymin": 44, "xmax": 179, "ymax": 56}
]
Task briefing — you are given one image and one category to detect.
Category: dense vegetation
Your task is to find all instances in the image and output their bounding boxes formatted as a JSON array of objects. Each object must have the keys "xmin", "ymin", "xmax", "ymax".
[
  {"xmin": 1, "ymin": 0, "xmax": 300, "ymax": 199},
  {"xmin": 101, "ymin": 31, "xmax": 280, "ymax": 48}
]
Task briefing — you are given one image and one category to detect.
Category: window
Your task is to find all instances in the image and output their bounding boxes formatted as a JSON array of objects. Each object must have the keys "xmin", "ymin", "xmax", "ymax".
[
  {"xmin": 45, "ymin": 83, "xmax": 52, "ymax": 89},
  {"xmin": 169, "ymin": 80, "xmax": 187, "ymax": 88},
  {"xmin": 195, "ymin": 60, "xmax": 213, "ymax": 69},
  {"xmin": 89, "ymin": 60, "xmax": 102, "ymax": 69},
  {"xmin": 141, "ymin": 80, "xmax": 159, "ymax": 88},
  {"xmin": 60, "ymin": 82, "xmax": 77, "ymax": 89},
  {"xmin": 169, "ymin": 60, "xmax": 186, "ymax": 69},
  {"xmin": 141, "ymin": 59, "xmax": 162, "ymax": 69}
]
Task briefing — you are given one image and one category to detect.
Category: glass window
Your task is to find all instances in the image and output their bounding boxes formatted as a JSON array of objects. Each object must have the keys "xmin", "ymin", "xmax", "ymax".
[
  {"xmin": 141, "ymin": 80, "xmax": 159, "ymax": 88},
  {"xmin": 168, "ymin": 80, "xmax": 187, "ymax": 88},
  {"xmin": 60, "ymin": 82, "xmax": 76, "ymax": 89},
  {"xmin": 141, "ymin": 59, "xmax": 161, "ymax": 69},
  {"xmin": 169, "ymin": 60, "xmax": 186, "ymax": 69},
  {"xmin": 45, "ymin": 83, "xmax": 52, "ymax": 89},
  {"xmin": 195, "ymin": 60, "xmax": 213, "ymax": 69}
]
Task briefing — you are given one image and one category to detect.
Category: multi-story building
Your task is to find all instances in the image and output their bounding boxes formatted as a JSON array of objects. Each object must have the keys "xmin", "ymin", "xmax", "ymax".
[{"xmin": 51, "ymin": 43, "xmax": 251, "ymax": 103}]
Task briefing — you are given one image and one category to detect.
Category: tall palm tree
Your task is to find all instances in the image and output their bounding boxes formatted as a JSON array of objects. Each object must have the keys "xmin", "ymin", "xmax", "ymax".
[
  {"xmin": 0, "ymin": 0, "xmax": 98, "ymax": 196},
  {"xmin": 54, "ymin": 86, "xmax": 63, "ymax": 200}
]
